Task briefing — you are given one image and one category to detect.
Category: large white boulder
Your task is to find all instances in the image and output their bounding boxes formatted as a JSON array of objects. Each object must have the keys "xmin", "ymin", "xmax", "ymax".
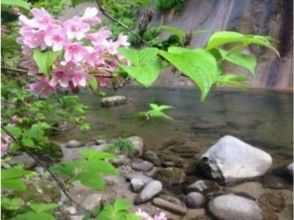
[{"xmin": 198, "ymin": 135, "xmax": 272, "ymax": 183}]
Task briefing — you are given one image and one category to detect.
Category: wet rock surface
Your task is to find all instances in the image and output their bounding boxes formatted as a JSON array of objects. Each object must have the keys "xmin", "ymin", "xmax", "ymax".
[
  {"xmin": 153, "ymin": 167, "xmax": 186, "ymax": 186},
  {"xmin": 134, "ymin": 180, "xmax": 163, "ymax": 204},
  {"xmin": 185, "ymin": 192, "xmax": 205, "ymax": 208},
  {"xmin": 132, "ymin": 160, "xmax": 154, "ymax": 172},
  {"xmin": 208, "ymin": 194, "xmax": 263, "ymax": 220},
  {"xmin": 187, "ymin": 180, "xmax": 222, "ymax": 194},
  {"xmin": 152, "ymin": 197, "xmax": 187, "ymax": 215},
  {"xmin": 101, "ymin": 95, "xmax": 127, "ymax": 107},
  {"xmin": 198, "ymin": 135, "xmax": 272, "ymax": 183}
]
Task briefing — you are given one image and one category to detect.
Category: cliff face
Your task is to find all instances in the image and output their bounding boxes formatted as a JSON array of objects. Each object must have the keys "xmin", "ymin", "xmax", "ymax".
[{"xmin": 152, "ymin": 0, "xmax": 293, "ymax": 91}]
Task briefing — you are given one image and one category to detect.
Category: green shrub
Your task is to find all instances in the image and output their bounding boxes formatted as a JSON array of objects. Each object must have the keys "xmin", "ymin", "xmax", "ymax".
[
  {"xmin": 156, "ymin": 0, "xmax": 184, "ymax": 12},
  {"xmin": 106, "ymin": 138, "xmax": 135, "ymax": 156}
]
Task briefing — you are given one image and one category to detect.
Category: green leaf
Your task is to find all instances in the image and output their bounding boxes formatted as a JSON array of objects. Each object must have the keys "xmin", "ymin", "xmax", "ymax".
[
  {"xmin": 11, "ymin": 211, "xmax": 55, "ymax": 220},
  {"xmin": 30, "ymin": 203, "xmax": 59, "ymax": 214},
  {"xmin": 119, "ymin": 48, "xmax": 163, "ymax": 87},
  {"xmin": 88, "ymin": 75, "xmax": 98, "ymax": 92},
  {"xmin": 2, "ymin": 178, "xmax": 27, "ymax": 192},
  {"xmin": 4, "ymin": 125, "xmax": 22, "ymax": 138},
  {"xmin": 207, "ymin": 31, "xmax": 279, "ymax": 56},
  {"xmin": 216, "ymin": 74, "xmax": 247, "ymax": 87},
  {"xmin": 1, "ymin": 166, "xmax": 30, "ymax": 192},
  {"xmin": 33, "ymin": 49, "xmax": 61, "ymax": 74},
  {"xmin": 149, "ymin": 103, "xmax": 172, "ymax": 111},
  {"xmin": 74, "ymin": 171, "xmax": 105, "ymax": 190},
  {"xmin": 113, "ymin": 199, "xmax": 132, "ymax": 212},
  {"xmin": 80, "ymin": 149, "xmax": 114, "ymax": 161},
  {"xmin": 1, "ymin": 0, "xmax": 30, "ymax": 10},
  {"xmin": 218, "ymin": 49, "xmax": 257, "ymax": 74},
  {"xmin": 158, "ymin": 25, "xmax": 186, "ymax": 41},
  {"xmin": 1, "ymin": 197, "xmax": 24, "ymax": 211},
  {"xmin": 159, "ymin": 47, "xmax": 219, "ymax": 101}
]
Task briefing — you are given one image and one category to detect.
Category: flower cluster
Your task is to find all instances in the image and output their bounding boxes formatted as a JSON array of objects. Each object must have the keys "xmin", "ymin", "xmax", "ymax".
[
  {"xmin": 1, "ymin": 135, "xmax": 11, "ymax": 157},
  {"xmin": 18, "ymin": 7, "xmax": 130, "ymax": 97},
  {"xmin": 136, "ymin": 209, "xmax": 167, "ymax": 220}
]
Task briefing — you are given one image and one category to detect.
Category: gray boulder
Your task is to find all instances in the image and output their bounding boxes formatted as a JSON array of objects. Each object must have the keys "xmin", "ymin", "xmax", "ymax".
[
  {"xmin": 10, "ymin": 152, "xmax": 36, "ymax": 169},
  {"xmin": 187, "ymin": 180, "xmax": 221, "ymax": 194},
  {"xmin": 134, "ymin": 180, "xmax": 162, "ymax": 204},
  {"xmin": 208, "ymin": 194, "xmax": 263, "ymax": 220},
  {"xmin": 199, "ymin": 135, "xmax": 272, "ymax": 183},
  {"xmin": 132, "ymin": 160, "xmax": 154, "ymax": 172},
  {"xmin": 286, "ymin": 163, "xmax": 293, "ymax": 177},
  {"xmin": 130, "ymin": 178, "xmax": 145, "ymax": 192},
  {"xmin": 101, "ymin": 95, "xmax": 127, "ymax": 107},
  {"xmin": 65, "ymin": 140, "xmax": 82, "ymax": 148},
  {"xmin": 152, "ymin": 197, "xmax": 187, "ymax": 215},
  {"xmin": 143, "ymin": 150, "xmax": 161, "ymax": 166}
]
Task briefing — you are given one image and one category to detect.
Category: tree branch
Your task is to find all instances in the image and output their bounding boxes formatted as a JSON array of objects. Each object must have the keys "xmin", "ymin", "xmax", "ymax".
[
  {"xmin": 1, "ymin": 126, "xmax": 95, "ymax": 217},
  {"xmin": 2, "ymin": 67, "xmax": 28, "ymax": 73},
  {"xmin": 95, "ymin": 0, "xmax": 149, "ymax": 46}
]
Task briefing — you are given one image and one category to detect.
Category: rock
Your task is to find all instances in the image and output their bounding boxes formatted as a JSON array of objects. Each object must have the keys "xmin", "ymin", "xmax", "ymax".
[
  {"xmin": 130, "ymin": 178, "xmax": 145, "ymax": 192},
  {"xmin": 111, "ymin": 155, "xmax": 130, "ymax": 167},
  {"xmin": 208, "ymin": 194, "xmax": 263, "ymax": 220},
  {"xmin": 80, "ymin": 193, "xmax": 102, "ymax": 210},
  {"xmin": 198, "ymin": 135, "xmax": 272, "ymax": 183},
  {"xmin": 101, "ymin": 95, "xmax": 127, "ymax": 107},
  {"xmin": 132, "ymin": 160, "xmax": 154, "ymax": 172},
  {"xmin": 119, "ymin": 165, "xmax": 135, "ymax": 178},
  {"xmin": 286, "ymin": 163, "xmax": 293, "ymax": 177},
  {"xmin": 104, "ymin": 176, "xmax": 123, "ymax": 186},
  {"xmin": 153, "ymin": 167, "xmax": 186, "ymax": 186},
  {"xmin": 70, "ymin": 215, "xmax": 84, "ymax": 220},
  {"xmin": 261, "ymin": 175, "xmax": 288, "ymax": 189},
  {"xmin": 95, "ymin": 139, "xmax": 107, "ymax": 145},
  {"xmin": 127, "ymin": 173, "xmax": 154, "ymax": 184},
  {"xmin": 35, "ymin": 167, "xmax": 50, "ymax": 179},
  {"xmin": 127, "ymin": 136, "xmax": 143, "ymax": 156},
  {"xmin": 134, "ymin": 180, "xmax": 162, "ymax": 204},
  {"xmin": 187, "ymin": 180, "xmax": 221, "ymax": 194},
  {"xmin": 159, "ymin": 194, "xmax": 183, "ymax": 206},
  {"xmin": 159, "ymin": 152, "xmax": 183, "ymax": 167},
  {"xmin": 183, "ymin": 208, "xmax": 208, "ymax": 220},
  {"xmin": 10, "ymin": 153, "xmax": 36, "ymax": 169},
  {"xmin": 230, "ymin": 181, "xmax": 264, "ymax": 199},
  {"xmin": 143, "ymin": 150, "xmax": 161, "ymax": 166},
  {"xmin": 152, "ymin": 198, "xmax": 187, "ymax": 215},
  {"xmin": 65, "ymin": 140, "xmax": 82, "ymax": 148},
  {"xmin": 185, "ymin": 192, "xmax": 205, "ymax": 208},
  {"xmin": 64, "ymin": 206, "xmax": 77, "ymax": 215},
  {"xmin": 258, "ymin": 192, "xmax": 285, "ymax": 212}
]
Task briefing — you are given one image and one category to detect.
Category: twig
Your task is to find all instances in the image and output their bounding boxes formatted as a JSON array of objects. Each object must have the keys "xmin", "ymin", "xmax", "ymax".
[
  {"xmin": 1, "ymin": 126, "xmax": 95, "ymax": 217},
  {"xmin": 95, "ymin": 0, "xmax": 149, "ymax": 46},
  {"xmin": 2, "ymin": 67, "xmax": 28, "ymax": 73}
]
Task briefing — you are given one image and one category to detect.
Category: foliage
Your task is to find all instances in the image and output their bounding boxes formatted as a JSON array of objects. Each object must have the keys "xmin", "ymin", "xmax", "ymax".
[
  {"xmin": 156, "ymin": 0, "xmax": 184, "ymax": 12},
  {"xmin": 32, "ymin": 0, "xmax": 67, "ymax": 16},
  {"xmin": 1, "ymin": 165, "xmax": 31, "ymax": 192},
  {"xmin": 11, "ymin": 202, "xmax": 59, "ymax": 220},
  {"xmin": 106, "ymin": 138, "xmax": 135, "ymax": 156},
  {"xmin": 51, "ymin": 148, "xmax": 117, "ymax": 190},
  {"xmin": 96, "ymin": 199, "xmax": 139, "ymax": 220},
  {"xmin": 137, "ymin": 103, "xmax": 173, "ymax": 120},
  {"xmin": 1, "ymin": 0, "xmax": 30, "ymax": 10}
]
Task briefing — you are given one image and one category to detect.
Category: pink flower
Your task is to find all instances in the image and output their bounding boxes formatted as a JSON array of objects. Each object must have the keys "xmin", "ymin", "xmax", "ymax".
[
  {"xmin": 44, "ymin": 25, "xmax": 67, "ymax": 51},
  {"xmin": 135, "ymin": 209, "xmax": 167, "ymax": 220},
  {"xmin": 63, "ymin": 16, "xmax": 90, "ymax": 40},
  {"xmin": 87, "ymin": 27, "xmax": 112, "ymax": 47},
  {"xmin": 153, "ymin": 212, "xmax": 167, "ymax": 220},
  {"xmin": 1, "ymin": 135, "xmax": 11, "ymax": 157},
  {"xmin": 116, "ymin": 34, "xmax": 130, "ymax": 47},
  {"xmin": 64, "ymin": 42, "xmax": 87, "ymax": 64},
  {"xmin": 98, "ymin": 76, "xmax": 112, "ymax": 88},
  {"xmin": 11, "ymin": 115, "xmax": 21, "ymax": 123},
  {"xmin": 29, "ymin": 77, "xmax": 55, "ymax": 97},
  {"xmin": 21, "ymin": 59, "xmax": 38, "ymax": 75},
  {"xmin": 82, "ymin": 7, "xmax": 101, "ymax": 25},
  {"xmin": 70, "ymin": 70, "xmax": 88, "ymax": 87},
  {"xmin": 31, "ymin": 8, "xmax": 54, "ymax": 30},
  {"xmin": 19, "ymin": 27, "xmax": 47, "ymax": 49},
  {"xmin": 50, "ymin": 69, "xmax": 71, "ymax": 88}
]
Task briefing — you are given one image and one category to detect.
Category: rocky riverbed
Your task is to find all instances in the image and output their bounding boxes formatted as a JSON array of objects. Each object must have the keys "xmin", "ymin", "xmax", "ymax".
[{"xmin": 13, "ymin": 133, "xmax": 293, "ymax": 220}]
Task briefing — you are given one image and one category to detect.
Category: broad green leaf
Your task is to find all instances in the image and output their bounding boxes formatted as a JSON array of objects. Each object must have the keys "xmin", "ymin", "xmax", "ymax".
[
  {"xmin": 21, "ymin": 137, "xmax": 34, "ymax": 148},
  {"xmin": 1, "ymin": 197, "xmax": 24, "ymax": 210},
  {"xmin": 121, "ymin": 58, "xmax": 162, "ymax": 87},
  {"xmin": 159, "ymin": 47, "xmax": 219, "ymax": 101},
  {"xmin": 88, "ymin": 75, "xmax": 98, "ymax": 92},
  {"xmin": 216, "ymin": 74, "xmax": 247, "ymax": 87},
  {"xmin": 158, "ymin": 25, "xmax": 186, "ymax": 41},
  {"xmin": 119, "ymin": 47, "xmax": 159, "ymax": 65},
  {"xmin": 30, "ymin": 203, "xmax": 59, "ymax": 213},
  {"xmin": 80, "ymin": 160, "xmax": 118, "ymax": 175},
  {"xmin": 11, "ymin": 211, "xmax": 55, "ymax": 220},
  {"xmin": 80, "ymin": 149, "xmax": 114, "ymax": 161},
  {"xmin": 1, "ymin": 0, "xmax": 30, "ymax": 10},
  {"xmin": 75, "ymin": 171, "xmax": 105, "ymax": 190},
  {"xmin": 1, "ymin": 166, "xmax": 30, "ymax": 180},
  {"xmin": 149, "ymin": 103, "xmax": 172, "ymax": 111},
  {"xmin": 113, "ymin": 199, "xmax": 132, "ymax": 212},
  {"xmin": 33, "ymin": 49, "xmax": 61, "ymax": 74},
  {"xmin": 218, "ymin": 49, "xmax": 257, "ymax": 74},
  {"xmin": 4, "ymin": 125, "xmax": 22, "ymax": 138},
  {"xmin": 2, "ymin": 178, "xmax": 27, "ymax": 192},
  {"xmin": 207, "ymin": 31, "xmax": 279, "ymax": 56}
]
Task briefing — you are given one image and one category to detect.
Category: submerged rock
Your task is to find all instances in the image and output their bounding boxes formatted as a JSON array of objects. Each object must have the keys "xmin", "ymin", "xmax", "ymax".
[
  {"xmin": 134, "ymin": 180, "xmax": 162, "ymax": 204},
  {"xmin": 208, "ymin": 194, "xmax": 263, "ymax": 220},
  {"xmin": 65, "ymin": 140, "xmax": 82, "ymax": 148},
  {"xmin": 152, "ymin": 197, "xmax": 187, "ymax": 215},
  {"xmin": 153, "ymin": 167, "xmax": 186, "ymax": 186},
  {"xmin": 198, "ymin": 135, "xmax": 272, "ymax": 183},
  {"xmin": 101, "ymin": 95, "xmax": 127, "ymax": 107},
  {"xmin": 132, "ymin": 160, "xmax": 154, "ymax": 172},
  {"xmin": 187, "ymin": 180, "xmax": 221, "ymax": 194},
  {"xmin": 143, "ymin": 150, "xmax": 161, "ymax": 166}
]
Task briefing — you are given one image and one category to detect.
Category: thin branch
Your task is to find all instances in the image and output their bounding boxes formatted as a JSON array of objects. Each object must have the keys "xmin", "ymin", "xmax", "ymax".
[
  {"xmin": 95, "ymin": 0, "xmax": 149, "ymax": 46},
  {"xmin": 1, "ymin": 126, "xmax": 95, "ymax": 217},
  {"xmin": 2, "ymin": 67, "xmax": 28, "ymax": 73}
]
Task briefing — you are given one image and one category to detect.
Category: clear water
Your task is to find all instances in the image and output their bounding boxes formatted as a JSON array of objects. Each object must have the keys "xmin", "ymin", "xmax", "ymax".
[{"xmin": 53, "ymin": 87, "xmax": 293, "ymax": 168}]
